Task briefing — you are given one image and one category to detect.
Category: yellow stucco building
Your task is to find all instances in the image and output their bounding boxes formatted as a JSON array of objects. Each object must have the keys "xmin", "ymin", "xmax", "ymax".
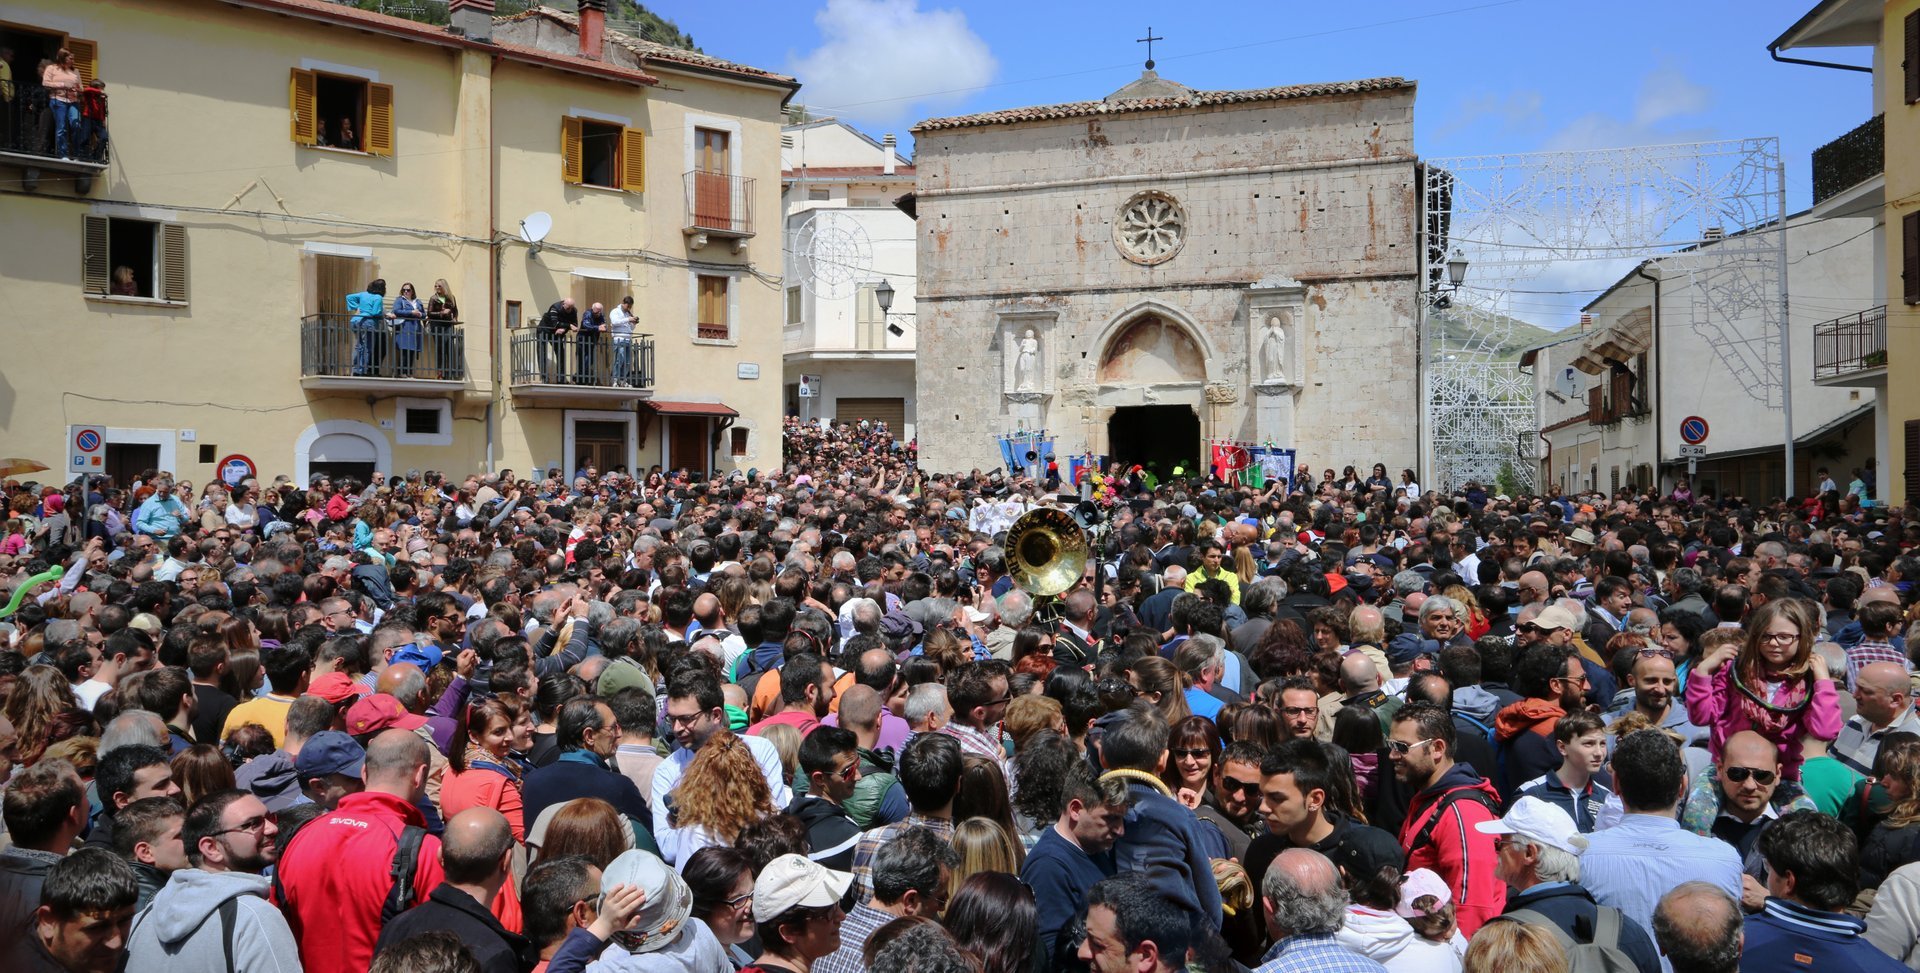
[
  {"xmin": 0, "ymin": 0, "xmax": 795, "ymax": 488},
  {"xmin": 1774, "ymin": 0, "xmax": 1919, "ymax": 507}
]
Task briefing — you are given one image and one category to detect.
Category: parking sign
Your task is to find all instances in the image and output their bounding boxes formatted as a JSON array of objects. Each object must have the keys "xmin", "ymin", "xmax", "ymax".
[{"xmin": 69, "ymin": 425, "xmax": 106, "ymax": 475}]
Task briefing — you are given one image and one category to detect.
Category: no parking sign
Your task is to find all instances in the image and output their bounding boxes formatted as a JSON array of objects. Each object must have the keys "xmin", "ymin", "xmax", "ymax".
[
  {"xmin": 217, "ymin": 454, "xmax": 257, "ymax": 487},
  {"xmin": 68, "ymin": 425, "xmax": 105, "ymax": 475}
]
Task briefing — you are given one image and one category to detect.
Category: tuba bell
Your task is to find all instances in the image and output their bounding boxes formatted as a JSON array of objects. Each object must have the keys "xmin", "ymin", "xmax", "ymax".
[{"xmin": 1002, "ymin": 505, "xmax": 1090, "ymax": 597}]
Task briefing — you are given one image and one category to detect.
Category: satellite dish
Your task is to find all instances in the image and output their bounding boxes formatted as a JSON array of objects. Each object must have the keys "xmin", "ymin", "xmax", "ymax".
[{"xmin": 519, "ymin": 212, "xmax": 552, "ymax": 245}]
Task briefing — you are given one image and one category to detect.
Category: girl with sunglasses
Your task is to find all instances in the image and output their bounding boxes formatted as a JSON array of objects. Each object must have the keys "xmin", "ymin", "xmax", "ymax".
[{"xmin": 1161, "ymin": 715, "xmax": 1222, "ymax": 811}]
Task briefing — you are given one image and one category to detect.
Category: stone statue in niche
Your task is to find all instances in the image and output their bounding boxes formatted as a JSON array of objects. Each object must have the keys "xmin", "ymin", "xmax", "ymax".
[
  {"xmin": 1015, "ymin": 329, "xmax": 1040, "ymax": 391},
  {"xmin": 1258, "ymin": 311, "xmax": 1290, "ymax": 384}
]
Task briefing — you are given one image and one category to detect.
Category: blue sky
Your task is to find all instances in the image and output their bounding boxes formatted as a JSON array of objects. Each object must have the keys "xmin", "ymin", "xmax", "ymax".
[{"xmin": 651, "ymin": 0, "xmax": 1876, "ymax": 325}]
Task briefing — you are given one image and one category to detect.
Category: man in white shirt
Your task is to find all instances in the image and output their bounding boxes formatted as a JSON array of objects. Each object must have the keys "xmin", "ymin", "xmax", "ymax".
[
  {"xmin": 1834, "ymin": 661, "xmax": 1920, "ymax": 775},
  {"xmin": 63, "ymin": 633, "xmax": 121, "ymax": 712},
  {"xmin": 651, "ymin": 669, "xmax": 791, "ymax": 864}
]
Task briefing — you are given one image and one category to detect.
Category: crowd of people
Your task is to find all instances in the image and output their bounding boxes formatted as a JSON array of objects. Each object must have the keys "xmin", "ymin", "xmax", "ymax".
[{"xmin": 1, "ymin": 414, "xmax": 1918, "ymax": 973}]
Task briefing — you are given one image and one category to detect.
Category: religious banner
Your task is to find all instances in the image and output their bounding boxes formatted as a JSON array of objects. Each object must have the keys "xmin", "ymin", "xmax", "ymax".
[
  {"xmin": 1208, "ymin": 440, "xmax": 1255, "ymax": 485},
  {"xmin": 1250, "ymin": 447, "xmax": 1297, "ymax": 489},
  {"xmin": 1063, "ymin": 454, "xmax": 1109, "ymax": 489}
]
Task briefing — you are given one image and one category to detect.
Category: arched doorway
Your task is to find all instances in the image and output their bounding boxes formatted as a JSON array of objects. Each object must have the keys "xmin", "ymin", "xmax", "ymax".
[
  {"xmin": 295, "ymin": 420, "xmax": 392, "ymax": 486},
  {"xmin": 1098, "ymin": 314, "xmax": 1207, "ymax": 477}
]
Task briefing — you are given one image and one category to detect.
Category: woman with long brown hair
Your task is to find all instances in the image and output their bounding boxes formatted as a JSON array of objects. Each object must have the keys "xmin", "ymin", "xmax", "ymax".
[
  {"xmin": 1862, "ymin": 739, "xmax": 1920, "ymax": 889},
  {"xmin": 171, "ymin": 743, "xmax": 236, "ymax": 806},
  {"xmin": 442, "ymin": 695, "xmax": 534, "ymax": 839},
  {"xmin": 1126, "ymin": 655, "xmax": 1192, "ymax": 725},
  {"xmin": 6, "ymin": 664, "xmax": 77, "ymax": 766},
  {"xmin": 665, "ymin": 731, "xmax": 773, "ymax": 870}
]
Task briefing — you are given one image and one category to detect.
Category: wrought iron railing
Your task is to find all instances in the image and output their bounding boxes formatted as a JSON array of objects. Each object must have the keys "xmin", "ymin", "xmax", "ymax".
[
  {"xmin": 1, "ymin": 84, "xmax": 111, "ymax": 166},
  {"xmin": 509, "ymin": 331, "xmax": 654, "ymax": 389},
  {"xmin": 301, "ymin": 313, "xmax": 465, "ymax": 381},
  {"xmin": 1813, "ymin": 305, "xmax": 1888, "ymax": 378},
  {"xmin": 684, "ymin": 170, "xmax": 755, "ymax": 235},
  {"xmin": 1812, "ymin": 114, "xmax": 1882, "ymax": 206}
]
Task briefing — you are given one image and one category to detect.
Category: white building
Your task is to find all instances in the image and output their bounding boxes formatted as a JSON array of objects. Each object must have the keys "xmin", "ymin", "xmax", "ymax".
[
  {"xmin": 1524, "ymin": 210, "xmax": 1879, "ymax": 500},
  {"xmin": 781, "ymin": 118, "xmax": 918, "ymax": 438}
]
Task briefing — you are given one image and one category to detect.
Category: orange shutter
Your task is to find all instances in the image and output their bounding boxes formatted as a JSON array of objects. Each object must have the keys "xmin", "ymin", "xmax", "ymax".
[
  {"xmin": 365, "ymin": 83, "xmax": 394, "ymax": 156},
  {"xmin": 289, "ymin": 69, "xmax": 318, "ymax": 145},
  {"xmin": 161, "ymin": 224, "xmax": 188, "ymax": 303},
  {"xmin": 81, "ymin": 216, "xmax": 109, "ymax": 295},
  {"xmin": 67, "ymin": 38, "xmax": 98, "ymax": 84},
  {"xmin": 620, "ymin": 127, "xmax": 646, "ymax": 192},
  {"xmin": 561, "ymin": 117, "xmax": 583, "ymax": 184}
]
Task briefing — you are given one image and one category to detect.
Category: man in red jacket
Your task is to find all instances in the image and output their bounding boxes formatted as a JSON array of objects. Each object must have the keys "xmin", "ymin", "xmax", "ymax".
[
  {"xmin": 1389, "ymin": 701, "xmax": 1506, "ymax": 935},
  {"xmin": 274, "ymin": 729, "xmax": 444, "ymax": 973}
]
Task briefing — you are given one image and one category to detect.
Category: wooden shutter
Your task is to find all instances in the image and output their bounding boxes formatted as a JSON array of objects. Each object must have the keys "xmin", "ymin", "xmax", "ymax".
[
  {"xmin": 365, "ymin": 83, "xmax": 394, "ymax": 157},
  {"xmin": 289, "ymin": 69, "xmax": 318, "ymax": 145},
  {"xmin": 1908, "ymin": 11, "xmax": 1920, "ymax": 105},
  {"xmin": 620, "ymin": 127, "xmax": 646, "ymax": 192},
  {"xmin": 1906, "ymin": 420, "xmax": 1920, "ymax": 502},
  {"xmin": 160, "ymin": 224, "xmax": 188, "ymax": 303},
  {"xmin": 1906, "ymin": 212, "xmax": 1920, "ymax": 305},
  {"xmin": 560, "ymin": 116, "xmax": 583, "ymax": 184},
  {"xmin": 81, "ymin": 215, "xmax": 109, "ymax": 295},
  {"xmin": 67, "ymin": 38, "xmax": 98, "ymax": 84}
]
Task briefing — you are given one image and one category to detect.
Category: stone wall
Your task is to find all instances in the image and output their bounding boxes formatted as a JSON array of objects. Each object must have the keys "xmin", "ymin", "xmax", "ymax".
[{"xmin": 913, "ymin": 86, "xmax": 1421, "ymax": 473}]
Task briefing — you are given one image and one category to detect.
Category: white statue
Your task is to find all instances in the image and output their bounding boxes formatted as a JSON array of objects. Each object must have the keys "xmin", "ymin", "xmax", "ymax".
[
  {"xmin": 1015, "ymin": 328, "xmax": 1040, "ymax": 391},
  {"xmin": 1258, "ymin": 312, "xmax": 1289, "ymax": 383}
]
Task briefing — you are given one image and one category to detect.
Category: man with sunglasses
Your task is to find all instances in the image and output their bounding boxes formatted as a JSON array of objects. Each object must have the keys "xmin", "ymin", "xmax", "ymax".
[
  {"xmin": 1680, "ymin": 730, "xmax": 1818, "ymax": 909},
  {"xmin": 1389, "ymin": 702, "xmax": 1506, "ymax": 935},
  {"xmin": 1197, "ymin": 741, "xmax": 1266, "ymax": 862},
  {"xmin": 788, "ymin": 727, "xmax": 864, "ymax": 871},
  {"xmin": 125, "ymin": 789, "xmax": 298, "ymax": 973}
]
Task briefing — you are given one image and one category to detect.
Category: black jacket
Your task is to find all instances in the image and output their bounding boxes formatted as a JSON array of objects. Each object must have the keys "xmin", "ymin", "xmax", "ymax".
[
  {"xmin": 1864, "ymin": 821, "xmax": 1920, "ymax": 890},
  {"xmin": 787, "ymin": 794, "xmax": 861, "ymax": 871},
  {"xmin": 375, "ymin": 883, "xmax": 535, "ymax": 973}
]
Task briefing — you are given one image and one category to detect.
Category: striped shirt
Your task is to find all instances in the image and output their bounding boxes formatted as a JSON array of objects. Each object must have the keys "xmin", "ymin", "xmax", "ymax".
[{"xmin": 1254, "ymin": 933, "xmax": 1389, "ymax": 973}]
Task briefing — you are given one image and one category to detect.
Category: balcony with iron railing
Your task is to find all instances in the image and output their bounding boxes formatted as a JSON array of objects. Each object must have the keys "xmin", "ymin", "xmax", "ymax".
[
  {"xmin": 2, "ymin": 84, "xmax": 111, "ymax": 192},
  {"xmin": 300, "ymin": 314, "xmax": 467, "ymax": 391},
  {"xmin": 1813, "ymin": 305, "xmax": 1888, "ymax": 384},
  {"xmin": 508, "ymin": 331, "xmax": 655, "ymax": 399},
  {"xmin": 683, "ymin": 170, "xmax": 755, "ymax": 251},
  {"xmin": 1812, "ymin": 114, "xmax": 1883, "ymax": 208},
  {"xmin": 1586, "ymin": 370, "xmax": 1649, "ymax": 426}
]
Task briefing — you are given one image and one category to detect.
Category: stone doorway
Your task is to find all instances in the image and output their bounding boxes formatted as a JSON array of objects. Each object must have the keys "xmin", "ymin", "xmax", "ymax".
[{"xmin": 1108, "ymin": 405, "xmax": 1198, "ymax": 479}]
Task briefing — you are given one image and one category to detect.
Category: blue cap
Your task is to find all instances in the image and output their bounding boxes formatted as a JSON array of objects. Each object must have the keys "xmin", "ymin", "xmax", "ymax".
[
  {"xmin": 295, "ymin": 730, "xmax": 366, "ymax": 780},
  {"xmin": 390, "ymin": 641, "xmax": 443, "ymax": 671}
]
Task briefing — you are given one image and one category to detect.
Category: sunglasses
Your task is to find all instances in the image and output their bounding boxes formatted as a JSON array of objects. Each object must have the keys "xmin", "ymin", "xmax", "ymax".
[
  {"xmin": 1171, "ymin": 748, "xmax": 1212, "ymax": 760},
  {"xmin": 1220, "ymin": 775, "xmax": 1262, "ymax": 797},
  {"xmin": 1723, "ymin": 766, "xmax": 1777, "ymax": 786},
  {"xmin": 1385, "ymin": 738, "xmax": 1438, "ymax": 756}
]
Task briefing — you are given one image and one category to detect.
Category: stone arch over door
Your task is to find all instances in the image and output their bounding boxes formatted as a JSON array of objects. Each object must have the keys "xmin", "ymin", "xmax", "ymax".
[
  {"xmin": 293, "ymin": 419, "xmax": 392, "ymax": 486},
  {"xmin": 1093, "ymin": 302, "xmax": 1215, "ymax": 388}
]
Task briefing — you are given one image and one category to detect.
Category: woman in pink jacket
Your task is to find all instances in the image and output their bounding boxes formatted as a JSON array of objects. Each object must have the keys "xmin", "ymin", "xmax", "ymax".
[{"xmin": 1684, "ymin": 598, "xmax": 1842, "ymax": 782}]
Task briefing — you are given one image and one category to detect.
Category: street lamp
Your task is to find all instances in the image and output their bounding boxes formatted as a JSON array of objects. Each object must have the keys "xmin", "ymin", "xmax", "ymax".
[
  {"xmin": 1446, "ymin": 248, "xmax": 1470, "ymax": 289},
  {"xmin": 874, "ymin": 278, "xmax": 895, "ymax": 315}
]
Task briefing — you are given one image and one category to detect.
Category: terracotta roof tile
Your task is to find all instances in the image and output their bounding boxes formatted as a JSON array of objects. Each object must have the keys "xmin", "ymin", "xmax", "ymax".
[
  {"xmin": 503, "ymin": 6, "xmax": 795, "ymax": 85},
  {"xmin": 912, "ymin": 77, "xmax": 1413, "ymax": 133}
]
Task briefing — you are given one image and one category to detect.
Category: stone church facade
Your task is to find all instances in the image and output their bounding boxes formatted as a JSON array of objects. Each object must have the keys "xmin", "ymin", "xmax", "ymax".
[{"xmin": 909, "ymin": 72, "xmax": 1421, "ymax": 476}]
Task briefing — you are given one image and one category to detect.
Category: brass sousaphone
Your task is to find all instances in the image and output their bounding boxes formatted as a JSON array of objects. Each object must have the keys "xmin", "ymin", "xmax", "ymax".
[{"xmin": 1003, "ymin": 505, "xmax": 1090, "ymax": 598}]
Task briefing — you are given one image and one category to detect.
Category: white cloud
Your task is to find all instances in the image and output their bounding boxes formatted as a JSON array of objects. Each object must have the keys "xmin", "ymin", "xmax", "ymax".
[
  {"xmin": 1434, "ymin": 89, "xmax": 1545, "ymax": 141},
  {"xmin": 788, "ymin": 0, "xmax": 997, "ymax": 127},
  {"xmin": 1544, "ymin": 63, "xmax": 1716, "ymax": 152}
]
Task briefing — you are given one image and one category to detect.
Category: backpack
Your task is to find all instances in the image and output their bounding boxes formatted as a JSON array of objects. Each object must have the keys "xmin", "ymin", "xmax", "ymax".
[
  {"xmin": 1455, "ymin": 710, "xmax": 1497, "ymax": 747},
  {"xmin": 1500, "ymin": 907, "xmax": 1638, "ymax": 973},
  {"xmin": 1406, "ymin": 787, "xmax": 1503, "ymax": 854}
]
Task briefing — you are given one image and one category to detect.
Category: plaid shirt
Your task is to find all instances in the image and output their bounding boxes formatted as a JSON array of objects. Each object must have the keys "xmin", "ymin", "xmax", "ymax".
[
  {"xmin": 850, "ymin": 813, "xmax": 954, "ymax": 902},
  {"xmin": 939, "ymin": 721, "xmax": 1013, "ymax": 790},
  {"xmin": 813, "ymin": 901, "xmax": 896, "ymax": 973},
  {"xmin": 1846, "ymin": 638, "xmax": 1909, "ymax": 689},
  {"xmin": 1254, "ymin": 934, "xmax": 1389, "ymax": 973}
]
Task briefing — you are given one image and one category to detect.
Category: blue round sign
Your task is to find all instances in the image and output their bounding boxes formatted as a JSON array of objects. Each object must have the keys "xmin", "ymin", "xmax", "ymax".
[
  {"xmin": 75, "ymin": 430, "xmax": 101, "ymax": 452},
  {"xmin": 1679, "ymin": 416, "xmax": 1709, "ymax": 446}
]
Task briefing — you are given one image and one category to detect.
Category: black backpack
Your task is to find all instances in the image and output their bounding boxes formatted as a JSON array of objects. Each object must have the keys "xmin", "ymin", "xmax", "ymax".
[{"xmin": 1407, "ymin": 787, "xmax": 1503, "ymax": 853}]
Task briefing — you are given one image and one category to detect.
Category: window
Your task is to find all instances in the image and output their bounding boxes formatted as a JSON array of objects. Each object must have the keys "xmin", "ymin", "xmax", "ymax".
[
  {"xmin": 730, "ymin": 427, "xmax": 749, "ymax": 457},
  {"xmin": 1905, "ymin": 212, "xmax": 1919, "ymax": 306},
  {"xmin": 855, "ymin": 283, "xmax": 883, "ymax": 349},
  {"xmin": 404, "ymin": 408, "xmax": 442, "ymax": 436},
  {"xmin": 807, "ymin": 187, "xmax": 830, "ymax": 201},
  {"xmin": 697, "ymin": 275, "xmax": 730, "ymax": 341},
  {"xmin": 786, "ymin": 286, "xmax": 802, "ymax": 326},
  {"xmin": 849, "ymin": 192, "xmax": 888, "ymax": 208},
  {"xmin": 1908, "ymin": 10, "xmax": 1920, "ymax": 105},
  {"xmin": 572, "ymin": 274, "xmax": 628, "ymax": 318},
  {"xmin": 289, "ymin": 69, "xmax": 393, "ymax": 155},
  {"xmin": 506, "ymin": 301, "xmax": 523, "ymax": 330},
  {"xmin": 561, "ymin": 117, "xmax": 645, "ymax": 191},
  {"xmin": 83, "ymin": 216, "xmax": 186, "ymax": 303}
]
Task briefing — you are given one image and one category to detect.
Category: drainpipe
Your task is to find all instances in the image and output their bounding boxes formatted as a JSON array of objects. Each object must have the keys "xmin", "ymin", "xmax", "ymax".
[
  {"xmin": 1635, "ymin": 262, "xmax": 1662, "ymax": 490},
  {"xmin": 1767, "ymin": 43, "xmax": 1872, "ymax": 74},
  {"xmin": 486, "ymin": 53, "xmax": 502, "ymax": 474}
]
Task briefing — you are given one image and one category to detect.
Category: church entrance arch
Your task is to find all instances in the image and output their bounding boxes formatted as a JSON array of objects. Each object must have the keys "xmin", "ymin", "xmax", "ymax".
[
  {"xmin": 1096, "ymin": 312, "xmax": 1209, "ymax": 476},
  {"xmin": 1108, "ymin": 405, "xmax": 1199, "ymax": 478}
]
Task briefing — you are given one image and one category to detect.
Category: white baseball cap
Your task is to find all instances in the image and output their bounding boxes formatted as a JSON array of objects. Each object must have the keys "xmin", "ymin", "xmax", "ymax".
[
  {"xmin": 752, "ymin": 853, "xmax": 853, "ymax": 924},
  {"xmin": 1474, "ymin": 795, "xmax": 1588, "ymax": 854}
]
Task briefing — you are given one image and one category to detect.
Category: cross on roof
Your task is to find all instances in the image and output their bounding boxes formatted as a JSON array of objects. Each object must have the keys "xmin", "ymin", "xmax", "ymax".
[{"xmin": 1137, "ymin": 27, "xmax": 1163, "ymax": 70}]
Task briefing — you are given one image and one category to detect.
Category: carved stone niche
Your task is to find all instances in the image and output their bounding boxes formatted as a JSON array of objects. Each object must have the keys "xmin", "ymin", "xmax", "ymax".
[
  {"xmin": 1246, "ymin": 275, "xmax": 1306, "ymax": 396},
  {"xmin": 999, "ymin": 309, "xmax": 1058, "ymax": 396}
]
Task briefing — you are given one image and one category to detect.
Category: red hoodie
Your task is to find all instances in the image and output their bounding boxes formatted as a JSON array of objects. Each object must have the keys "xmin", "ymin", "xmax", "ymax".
[
  {"xmin": 274, "ymin": 790, "xmax": 444, "ymax": 973},
  {"xmin": 1397, "ymin": 764, "xmax": 1507, "ymax": 936}
]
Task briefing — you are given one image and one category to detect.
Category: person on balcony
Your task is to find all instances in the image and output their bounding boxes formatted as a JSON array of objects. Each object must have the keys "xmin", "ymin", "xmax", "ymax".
[
  {"xmin": 41, "ymin": 48, "xmax": 80, "ymax": 159},
  {"xmin": 0, "ymin": 47, "xmax": 15, "ymax": 150},
  {"xmin": 427, "ymin": 279, "xmax": 459, "ymax": 380},
  {"xmin": 392, "ymin": 282, "xmax": 426, "ymax": 378},
  {"xmin": 347, "ymin": 278, "xmax": 389, "ymax": 377},
  {"xmin": 78, "ymin": 78, "xmax": 106, "ymax": 163},
  {"xmin": 537, "ymin": 298, "xmax": 577, "ymax": 384},
  {"xmin": 610, "ymin": 296, "xmax": 637, "ymax": 387},
  {"xmin": 577, "ymin": 302, "xmax": 606, "ymax": 385}
]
